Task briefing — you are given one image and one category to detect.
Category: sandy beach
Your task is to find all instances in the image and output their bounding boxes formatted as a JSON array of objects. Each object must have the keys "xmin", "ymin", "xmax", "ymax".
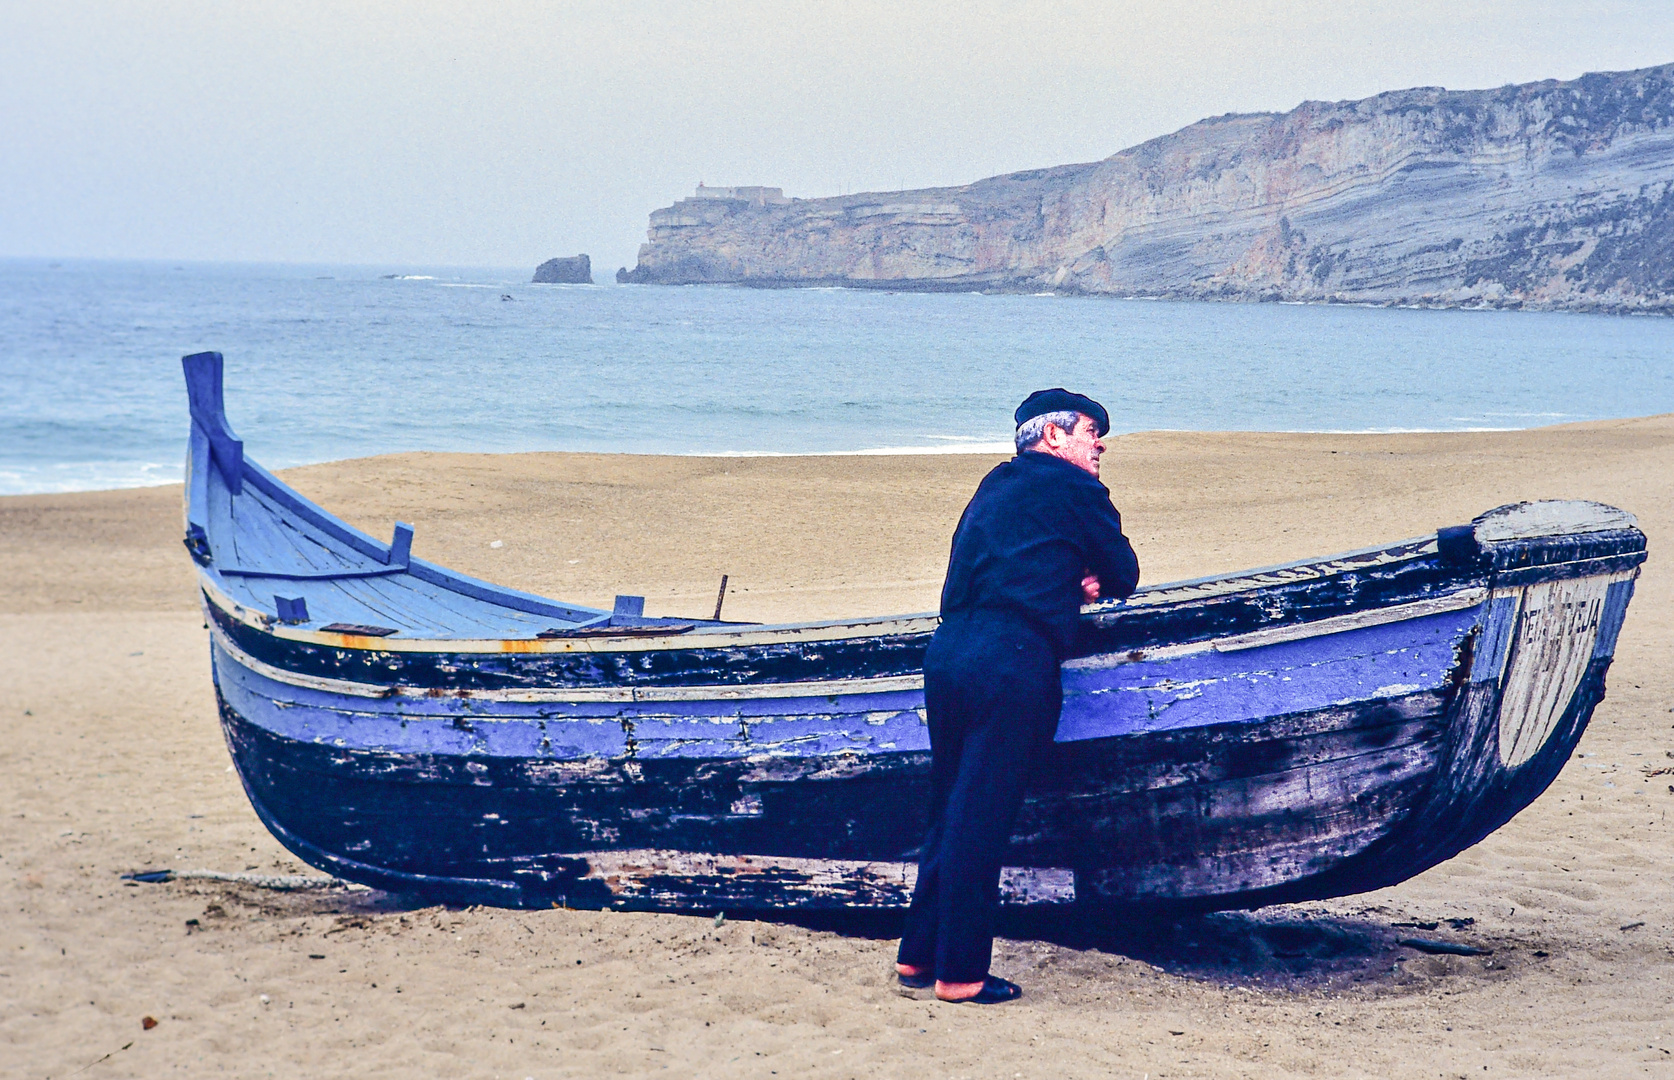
[{"xmin": 4, "ymin": 416, "xmax": 1673, "ymax": 1078}]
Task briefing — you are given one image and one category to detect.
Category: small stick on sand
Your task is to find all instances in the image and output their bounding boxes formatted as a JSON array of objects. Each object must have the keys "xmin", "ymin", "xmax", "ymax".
[
  {"xmin": 1396, "ymin": 937, "xmax": 1491, "ymax": 956},
  {"xmin": 70, "ymin": 1040, "xmax": 133, "ymax": 1076},
  {"xmin": 712, "ymin": 574, "xmax": 729, "ymax": 620},
  {"xmin": 178, "ymin": 869, "xmax": 352, "ymax": 890},
  {"xmin": 123, "ymin": 869, "xmax": 353, "ymax": 891}
]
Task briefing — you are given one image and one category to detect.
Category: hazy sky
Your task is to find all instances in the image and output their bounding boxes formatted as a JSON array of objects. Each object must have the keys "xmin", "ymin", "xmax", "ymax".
[{"xmin": 4, "ymin": 1, "xmax": 1672, "ymax": 274}]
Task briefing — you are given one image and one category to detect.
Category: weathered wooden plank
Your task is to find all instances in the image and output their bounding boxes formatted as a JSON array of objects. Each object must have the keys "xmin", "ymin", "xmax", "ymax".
[
  {"xmin": 1498, "ymin": 572, "xmax": 1622, "ymax": 765},
  {"xmin": 218, "ymin": 670, "xmax": 1447, "ymax": 905},
  {"xmin": 213, "ymin": 612, "xmax": 1456, "ymax": 761},
  {"xmin": 206, "ymin": 595, "xmax": 935, "ymax": 690},
  {"xmin": 1058, "ymin": 607, "xmax": 1472, "ymax": 742},
  {"xmin": 1593, "ymin": 578, "xmax": 1635, "ymax": 659}
]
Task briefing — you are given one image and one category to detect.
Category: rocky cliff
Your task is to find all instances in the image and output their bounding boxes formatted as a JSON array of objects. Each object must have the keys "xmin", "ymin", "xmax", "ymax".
[
  {"xmin": 622, "ymin": 64, "xmax": 1674, "ymax": 313},
  {"xmin": 533, "ymin": 255, "xmax": 592, "ymax": 284}
]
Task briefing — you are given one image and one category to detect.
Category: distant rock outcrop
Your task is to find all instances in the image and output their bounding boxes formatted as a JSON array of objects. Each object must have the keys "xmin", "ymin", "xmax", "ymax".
[
  {"xmin": 533, "ymin": 255, "xmax": 592, "ymax": 284},
  {"xmin": 622, "ymin": 65, "xmax": 1674, "ymax": 313}
]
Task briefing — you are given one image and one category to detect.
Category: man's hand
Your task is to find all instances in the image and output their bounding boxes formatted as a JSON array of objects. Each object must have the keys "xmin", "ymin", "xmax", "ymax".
[{"xmin": 1081, "ymin": 571, "xmax": 1101, "ymax": 604}]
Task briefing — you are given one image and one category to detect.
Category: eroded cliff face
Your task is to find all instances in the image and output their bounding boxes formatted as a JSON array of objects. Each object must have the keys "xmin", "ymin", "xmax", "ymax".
[{"xmin": 623, "ymin": 64, "xmax": 1674, "ymax": 312}]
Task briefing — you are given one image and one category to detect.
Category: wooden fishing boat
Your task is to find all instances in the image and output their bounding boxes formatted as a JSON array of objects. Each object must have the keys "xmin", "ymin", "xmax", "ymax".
[{"xmin": 182, "ymin": 351, "xmax": 1647, "ymax": 912}]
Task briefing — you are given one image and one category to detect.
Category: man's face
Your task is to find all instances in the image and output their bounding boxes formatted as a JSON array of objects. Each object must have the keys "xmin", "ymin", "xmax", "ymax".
[{"xmin": 1040, "ymin": 413, "xmax": 1105, "ymax": 477}]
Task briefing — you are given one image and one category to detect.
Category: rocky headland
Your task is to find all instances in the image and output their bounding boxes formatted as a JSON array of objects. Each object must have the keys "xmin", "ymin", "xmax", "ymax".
[
  {"xmin": 533, "ymin": 255, "xmax": 592, "ymax": 284},
  {"xmin": 622, "ymin": 65, "xmax": 1674, "ymax": 313}
]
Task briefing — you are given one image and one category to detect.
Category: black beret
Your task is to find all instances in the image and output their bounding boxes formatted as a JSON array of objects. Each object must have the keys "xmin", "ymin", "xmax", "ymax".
[{"xmin": 1014, "ymin": 388, "xmax": 1110, "ymax": 437}]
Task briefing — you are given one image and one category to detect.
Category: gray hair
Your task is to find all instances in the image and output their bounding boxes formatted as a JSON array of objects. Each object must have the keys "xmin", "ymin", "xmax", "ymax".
[{"xmin": 1015, "ymin": 410, "xmax": 1082, "ymax": 453}]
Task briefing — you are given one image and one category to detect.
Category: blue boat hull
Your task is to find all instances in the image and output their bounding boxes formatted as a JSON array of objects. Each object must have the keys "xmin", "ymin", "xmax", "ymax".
[{"xmin": 206, "ymin": 570, "xmax": 1634, "ymax": 911}]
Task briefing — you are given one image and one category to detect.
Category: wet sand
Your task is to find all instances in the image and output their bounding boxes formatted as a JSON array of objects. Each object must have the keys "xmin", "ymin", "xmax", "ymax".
[{"xmin": 4, "ymin": 416, "xmax": 1673, "ymax": 1077}]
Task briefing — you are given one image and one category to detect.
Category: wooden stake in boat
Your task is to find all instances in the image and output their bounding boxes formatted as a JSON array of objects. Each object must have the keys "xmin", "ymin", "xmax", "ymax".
[{"xmin": 713, "ymin": 574, "xmax": 729, "ymax": 621}]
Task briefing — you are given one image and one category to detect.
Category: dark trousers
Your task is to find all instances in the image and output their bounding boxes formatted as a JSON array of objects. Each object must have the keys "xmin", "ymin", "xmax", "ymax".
[{"xmin": 896, "ymin": 610, "xmax": 1062, "ymax": 984}]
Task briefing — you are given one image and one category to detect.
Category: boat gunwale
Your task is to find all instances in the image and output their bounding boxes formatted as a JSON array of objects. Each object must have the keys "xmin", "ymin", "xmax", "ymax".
[
  {"xmin": 208, "ymin": 585, "xmax": 1491, "ymax": 703},
  {"xmin": 196, "ymin": 528, "xmax": 1470, "ymax": 655},
  {"xmin": 199, "ymin": 574, "xmax": 943, "ymax": 654}
]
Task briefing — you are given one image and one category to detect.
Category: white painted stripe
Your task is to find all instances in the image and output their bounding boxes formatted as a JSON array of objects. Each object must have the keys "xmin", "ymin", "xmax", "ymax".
[
  {"xmin": 631, "ymin": 675, "xmax": 924, "ymax": 703},
  {"xmin": 1096, "ymin": 536, "xmax": 1437, "ymax": 611},
  {"xmin": 1063, "ymin": 588, "xmax": 1486, "ymax": 670},
  {"xmin": 211, "ymin": 623, "xmax": 924, "ymax": 704},
  {"xmin": 201, "ymin": 532, "xmax": 1441, "ymax": 656},
  {"xmin": 1210, "ymin": 588, "xmax": 1487, "ymax": 652}
]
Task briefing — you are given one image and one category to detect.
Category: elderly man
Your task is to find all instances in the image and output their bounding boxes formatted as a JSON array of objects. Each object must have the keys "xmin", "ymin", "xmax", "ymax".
[{"xmin": 895, "ymin": 388, "xmax": 1140, "ymax": 1004}]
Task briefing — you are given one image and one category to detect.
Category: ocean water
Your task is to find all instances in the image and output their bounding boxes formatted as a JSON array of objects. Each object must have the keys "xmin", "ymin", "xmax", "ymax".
[{"xmin": 3, "ymin": 258, "xmax": 1673, "ymax": 495}]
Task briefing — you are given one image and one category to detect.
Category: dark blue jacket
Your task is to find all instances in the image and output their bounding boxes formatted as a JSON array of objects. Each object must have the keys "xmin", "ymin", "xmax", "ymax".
[{"xmin": 938, "ymin": 451, "xmax": 1140, "ymax": 657}]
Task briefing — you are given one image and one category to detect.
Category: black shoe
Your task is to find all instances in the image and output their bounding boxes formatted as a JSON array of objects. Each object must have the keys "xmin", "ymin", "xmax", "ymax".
[
  {"xmin": 897, "ymin": 969, "xmax": 934, "ymax": 989},
  {"xmin": 939, "ymin": 975, "xmax": 1022, "ymax": 1004}
]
